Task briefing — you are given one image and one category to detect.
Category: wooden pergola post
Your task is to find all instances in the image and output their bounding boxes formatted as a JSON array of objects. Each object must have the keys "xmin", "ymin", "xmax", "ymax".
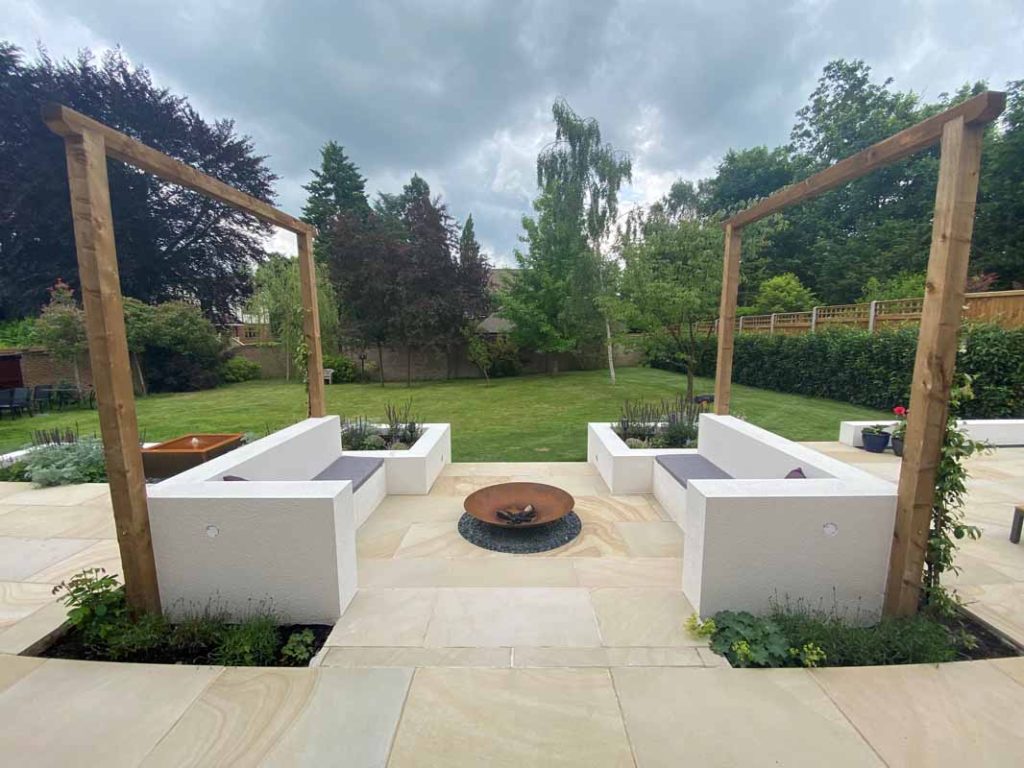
[
  {"xmin": 60, "ymin": 129, "xmax": 161, "ymax": 613},
  {"xmin": 713, "ymin": 224, "xmax": 742, "ymax": 414},
  {"xmin": 883, "ymin": 116, "xmax": 985, "ymax": 616},
  {"xmin": 45, "ymin": 103, "xmax": 326, "ymax": 613},
  {"xmin": 298, "ymin": 228, "xmax": 326, "ymax": 417},
  {"xmin": 709, "ymin": 92, "xmax": 1004, "ymax": 617}
]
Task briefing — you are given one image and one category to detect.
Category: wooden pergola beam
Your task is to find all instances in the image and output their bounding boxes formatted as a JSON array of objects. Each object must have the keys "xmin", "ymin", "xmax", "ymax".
[
  {"xmin": 724, "ymin": 91, "xmax": 1005, "ymax": 229},
  {"xmin": 45, "ymin": 103, "xmax": 326, "ymax": 612},
  {"xmin": 884, "ymin": 116, "xmax": 985, "ymax": 616},
  {"xmin": 711, "ymin": 91, "xmax": 1005, "ymax": 617},
  {"xmin": 43, "ymin": 104, "xmax": 313, "ymax": 236}
]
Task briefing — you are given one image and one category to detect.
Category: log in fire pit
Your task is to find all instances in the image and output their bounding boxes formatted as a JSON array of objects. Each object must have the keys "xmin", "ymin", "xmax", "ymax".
[{"xmin": 459, "ymin": 482, "xmax": 581, "ymax": 553}]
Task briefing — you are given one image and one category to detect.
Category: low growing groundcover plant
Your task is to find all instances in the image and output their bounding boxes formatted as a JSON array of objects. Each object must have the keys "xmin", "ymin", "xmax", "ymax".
[
  {"xmin": 687, "ymin": 604, "xmax": 1019, "ymax": 668},
  {"xmin": 42, "ymin": 568, "xmax": 328, "ymax": 667}
]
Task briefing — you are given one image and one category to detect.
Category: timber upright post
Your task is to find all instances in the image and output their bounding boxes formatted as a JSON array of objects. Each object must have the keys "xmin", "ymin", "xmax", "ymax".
[
  {"xmin": 883, "ymin": 116, "xmax": 986, "ymax": 616},
  {"xmin": 55, "ymin": 128, "xmax": 161, "ymax": 613},
  {"xmin": 297, "ymin": 227, "xmax": 326, "ymax": 417},
  {"xmin": 713, "ymin": 224, "xmax": 742, "ymax": 414}
]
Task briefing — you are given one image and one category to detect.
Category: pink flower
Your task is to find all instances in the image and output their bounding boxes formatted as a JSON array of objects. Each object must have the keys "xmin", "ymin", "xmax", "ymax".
[{"xmin": 892, "ymin": 406, "xmax": 907, "ymax": 416}]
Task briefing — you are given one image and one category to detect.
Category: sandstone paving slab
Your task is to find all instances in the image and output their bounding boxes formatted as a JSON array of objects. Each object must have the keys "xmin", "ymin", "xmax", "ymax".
[
  {"xmin": 388, "ymin": 667, "xmax": 634, "ymax": 767},
  {"xmin": 326, "ymin": 588, "xmax": 437, "ymax": 647},
  {"xmin": 591, "ymin": 587, "xmax": 702, "ymax": 647},
  {"xmin": 512, "ymin": 645, "xmax": 704, "ymax": 668},
  {"xmin": 0, "ymin": 653, "xmax": 45, "ymax": 693},
  {"xmin": 812, "ymin": 659, "xmax": 1024, "ymax": 767},
  {"xmin": 141, "ymin": 666, "xmax": 411, "ymax": 767},
  {"xmin": 423, "ymin": 587, "xmax": 602, "ymax": 648},
  {"xmin": 954, "ymin": 582, "xmax": 1024, "ymax": 647},
  {"xmin": 322, "ymin": 646, "xmax": 512, "ymax": 668},
  {"xmin": 24, "ymin": 538, "xmax": 122, "ymax": 584},
  {"xmin": 614, "ymin": 521, "xmax": 684, "ymax": 558},
  {"xmin": 0, "ymin": 482, "xmax": 33, "ymax": 500},
  {"xmin": 572, "ymin": 557, "xmax": 682, "ymax": 588},
  {"xmin": 0, "ymin": 536, "xmax": 95, "ymax": 580},
  {"xmin": 0, "ymin": 658, "xmax": 220, "ymax": 768},
  {"xmin": 0, "ymin": 581, "xmax": 60, "ymax": 629},
  {"xmin": 0, "ymin": 483, "xmax": 110, "ymax": 507},
  {"xmin": 572, "ymin": 494, "xmax": 665, "ymax": 523},
  {"xmin": 613, "ymin": 666, "xmax": 883, "ymax": 767},
  {"xmin": 0, "ymin": 503, "xmax": 115, "ymax": 539},
  {"xmin": 0, "ymin": 601, "xmax": 67, "ymax": 655}
]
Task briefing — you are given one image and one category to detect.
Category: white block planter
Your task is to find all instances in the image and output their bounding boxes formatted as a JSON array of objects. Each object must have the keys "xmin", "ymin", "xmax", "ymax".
[
  {"xmin": 839, "ymin": 419, "xmax": 1024, "ymax": 448},
  {"xmin": 587, "ymin": 423, "xmax": 695, "ymax": 494},
  {"xmin": 344, "ymin": 423, "xmax": 450, "ymax": 495},
  {"xmin": 148, "ymin": 417, "xmax": 361, "ymax": 623},
  {"xmin": 651, "ymin": 415, "xmax": 898, "ymax": 623},
  {"xmin": 149, "ymin": 480, "xmax": 356, "ymax": 624}
]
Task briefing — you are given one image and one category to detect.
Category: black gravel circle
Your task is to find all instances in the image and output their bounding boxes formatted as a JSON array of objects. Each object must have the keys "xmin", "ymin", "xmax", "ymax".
[{"xmin": 457, "ymin": 511, "xmax": 582, "ymax": 554}]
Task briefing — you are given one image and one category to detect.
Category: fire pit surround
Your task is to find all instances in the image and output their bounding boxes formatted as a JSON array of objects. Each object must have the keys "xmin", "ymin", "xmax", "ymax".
[{"xmin": 459, "ymin": 481, "xmax": 581, "ymax": 553}]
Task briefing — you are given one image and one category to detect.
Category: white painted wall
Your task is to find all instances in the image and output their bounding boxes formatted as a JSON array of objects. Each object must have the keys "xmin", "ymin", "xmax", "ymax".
[
  {"xmin": 587, "ymin": 423, "xmax": 695, "ymax": 494},
  {"xmin": 683, "ymin": 479, "xmax": 896, "ymax": 622},
  {"xmin": 148, "ymin": 480, "xmax": 357, "ymax": 624},
  {"xmin": 344, "ymin": 423, "xmax": 450, "ymax": 495},
  {"xmin": 839, "ymin": 419, "xmax": 1024, "ymax": 448}
]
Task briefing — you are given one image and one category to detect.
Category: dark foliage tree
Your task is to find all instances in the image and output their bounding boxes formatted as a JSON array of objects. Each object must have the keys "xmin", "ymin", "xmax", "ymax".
[
  {"xmin": 0, "ymin": 43, "xmax": 276, "ymax": 321},
  {"xmin": 302, "ymin": 140, "xmax": 370, "ymax": 256}
]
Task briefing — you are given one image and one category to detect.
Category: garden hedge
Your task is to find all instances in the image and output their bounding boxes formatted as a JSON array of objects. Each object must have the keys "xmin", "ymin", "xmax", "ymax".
[{"xmin": 648, "ymin": 324, "xmax": 1024, "ymax": 418}]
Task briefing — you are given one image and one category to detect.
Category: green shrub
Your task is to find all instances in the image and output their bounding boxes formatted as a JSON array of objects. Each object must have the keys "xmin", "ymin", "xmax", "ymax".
[
  {"xmin": 280, "ymin": 628, "xmax": 316, "ymax": 665},
  {"xmin": 694, "ymin": 607, "xmax": 962, "ymax": 668},
  {"xmin": 0, "ymin": 318, "xmax": 35, "ymax": 347},
  {"xmin": 0, "ymin": 460, "xmax": 29, "ymax": 482},
  {"xmin": 671, "ymin": 324, "xmax": 1024, "ymax": 418},
  {"xmin": 220, "ymin": 355, "xmax": 261, "ymax": 383},
  {"xmin": 24, "ymin": 437, "xmax": 106, "ymax": 486},
  {"xmin": 212, "ymin": 614, "xmax": 280, "ymax": 666},
  {"xmin": 322, "ymin": 354, "xmax": 358, "ymax": 383},
  {"xmin": 52, "ymin": 568, "xmax": 127, "ymax": 649},
  {"xmin": 486, "ymin": 335, "xmax": 523, "ymax": 378},
  {"xmin": 104, "ymin": 612, "xmax": 171, "ymax": 661}
]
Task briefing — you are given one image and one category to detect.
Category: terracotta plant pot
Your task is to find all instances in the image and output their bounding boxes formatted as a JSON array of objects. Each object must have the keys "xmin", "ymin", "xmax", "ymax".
[
  {"xmin": 861, "ymin": 430, "xmax": 891, "ymax": 453},
  {"xmin": 891, "ymin": 436, "xmax": 904, "ymax": 457}
]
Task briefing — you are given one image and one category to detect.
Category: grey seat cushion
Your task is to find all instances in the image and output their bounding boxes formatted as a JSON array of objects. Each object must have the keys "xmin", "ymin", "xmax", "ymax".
[
  {"xmin": 313, "ymin": 456, "xmax": 385, "ymax": 491},
  {"xmin": 655, "ymin": 454, "xmax": 732, "ymax": 487}
]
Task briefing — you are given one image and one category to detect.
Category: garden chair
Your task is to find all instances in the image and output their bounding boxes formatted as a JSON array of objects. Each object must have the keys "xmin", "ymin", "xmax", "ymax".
[
  {"xmin": 10, "ymin": 388, "xmax": 31, "ymax": 418},
  {"xmin": 33, "ymin": 385, "xmax": 53, "ymax": 413},
  {"xmin": 0, "ymin": 389, "xmax": 11, "ymax": 419},
  {"xmin": 324, "ymin": 368, "xmax": 334, "ymax": 385}
]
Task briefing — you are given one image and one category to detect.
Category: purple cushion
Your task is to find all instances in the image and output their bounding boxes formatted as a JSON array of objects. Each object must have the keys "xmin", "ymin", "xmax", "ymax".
[
  {"xmin": 655, "ymin": 454, "xmax": 732, "ymax": 487},
  {"xmin": 785, "ymin": 467, "xmax": 807, "ymax": 479},
  {"xmin": 313, "ymin": 456, "xmax": 384, "ymax": 491},
  {"xmin": 222, "ymin": 475, "xmax": 249, "ymax": 482}
]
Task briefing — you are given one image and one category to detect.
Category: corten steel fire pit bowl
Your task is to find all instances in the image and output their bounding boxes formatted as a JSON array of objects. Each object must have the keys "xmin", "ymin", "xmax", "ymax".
[{"xmin": 459, "ymin": 481, "xmax": 581, "ymax": 554}]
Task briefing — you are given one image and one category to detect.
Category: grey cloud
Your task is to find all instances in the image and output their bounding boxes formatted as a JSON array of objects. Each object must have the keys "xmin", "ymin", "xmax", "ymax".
[{"xmin": 4, "ymin": 0, "xmax": 1022, "ymax": 264}]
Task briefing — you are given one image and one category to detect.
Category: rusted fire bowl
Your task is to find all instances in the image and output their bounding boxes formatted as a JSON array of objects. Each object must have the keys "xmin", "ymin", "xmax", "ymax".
[{"xmin": 463, "ymin": 482, "xmax": 575, "ymax": 528}]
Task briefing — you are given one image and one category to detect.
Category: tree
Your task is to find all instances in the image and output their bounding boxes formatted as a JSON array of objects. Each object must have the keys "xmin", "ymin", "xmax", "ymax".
[
  {"xmin": 859, "ymin": 272, "xmax": 926, "ymax": 302},
  {"xmin": 462, "ymin": 326, "xmax": 492, "ymax": 384},
  {"xmin": 0, "ymin": 44, "xmax": 277, "ymax": 320},
  {"xmin": 122, "ymin": 300, "xmax": 224, "ymax": 393},
  {"xmin": 31, "ymin": 280, "xmax": 86, "ymax": 392},
  {"xmin": 536, "ymin": 99, "xmax": 632, "ymax": 383},
  {"xmin": 750, "ymin": 273, "xmax": 817, "ymax": 314},
  {"xmin": 618, "ymin": 213, "xmax": 722, "ymax": 400},
  {"xmin": 302, "ymin": 141, "xmax": 370, "ymax": 258},
  {"xmin": 249, "ymin": 254, "xmax": 339, "ymax": 381},
  {"xmin": 500, "ymin": 186, "xmax": 602, "ymax": 373}
]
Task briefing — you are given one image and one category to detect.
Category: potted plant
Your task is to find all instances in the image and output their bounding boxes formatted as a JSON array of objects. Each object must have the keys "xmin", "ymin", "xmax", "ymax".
[
  {"xmin": 890, "ymin": 406, "xmax": 908, "ymax": 456},
  {"xmin": 861, "ymin": 424, "xmax": 891, "ymax": 453}
]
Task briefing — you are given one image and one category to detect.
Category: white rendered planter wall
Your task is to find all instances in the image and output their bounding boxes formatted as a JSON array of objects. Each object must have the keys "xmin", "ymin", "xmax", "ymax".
[
  {"xmin": 587, "ymin": 423, "xmax": 695, "ymax": 494},
  {"xmin": 344, "ymin": 423, "xmax": 450, "ymax": 495},
  {"xmin": 839, "ymin": 419, "xmax": 1024, "ymax": 448},
  {"xmin": 666, "ymin": 415, "xmax": 897, "ymax": 623},
  {"xmin": 148, "ymin": 417, "xmax": 359, "ymax": 623}
]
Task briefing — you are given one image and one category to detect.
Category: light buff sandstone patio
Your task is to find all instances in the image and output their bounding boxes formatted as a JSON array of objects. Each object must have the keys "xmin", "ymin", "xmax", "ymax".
[{"xmin": 0, "ymin": 449, "xmax": 1022, "ymax": 765}]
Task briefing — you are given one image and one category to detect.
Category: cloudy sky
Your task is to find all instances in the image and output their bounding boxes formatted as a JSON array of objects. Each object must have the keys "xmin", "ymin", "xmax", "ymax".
[{"xmin": 4, "ymin": 0, "xmax": 1023, "ymax": 262}]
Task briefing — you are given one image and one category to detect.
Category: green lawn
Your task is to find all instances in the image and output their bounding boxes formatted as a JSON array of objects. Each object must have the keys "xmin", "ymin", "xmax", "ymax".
[{"xmin": 0, "ymin": 368, "xmax": 888, "ymax": 462}]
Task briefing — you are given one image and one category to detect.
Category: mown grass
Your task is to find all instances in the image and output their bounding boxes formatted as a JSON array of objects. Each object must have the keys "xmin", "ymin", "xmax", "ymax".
[{"xmin": 0, "ymin": 368, "xmax": 888, "ymax": 461}]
